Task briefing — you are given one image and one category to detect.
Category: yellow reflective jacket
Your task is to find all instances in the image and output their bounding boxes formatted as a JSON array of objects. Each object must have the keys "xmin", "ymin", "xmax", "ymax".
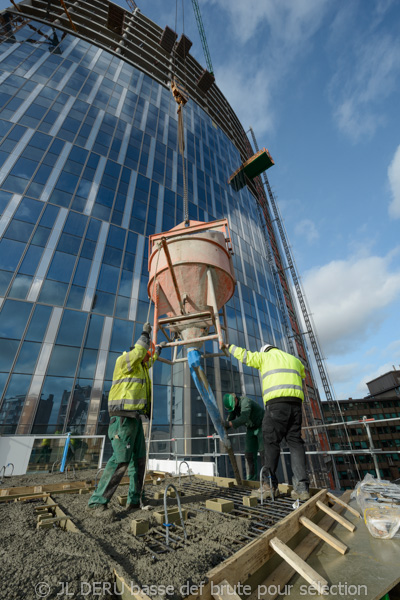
[
  {"xmin": 229, "ymin": 345, "xmax": 305, "ymax": 405},
  {"xmin": 108, "ymin": 344, "xmax": 158, "ymax": 416}
]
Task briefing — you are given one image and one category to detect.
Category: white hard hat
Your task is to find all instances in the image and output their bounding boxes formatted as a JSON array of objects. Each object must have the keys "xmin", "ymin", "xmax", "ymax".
[{"xmin": 260, "ymin": 344, "xmax": 276, "ymax": 353}]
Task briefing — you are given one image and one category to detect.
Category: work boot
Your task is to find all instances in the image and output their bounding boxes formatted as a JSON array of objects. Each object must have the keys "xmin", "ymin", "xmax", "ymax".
[
  {"xmin": 87, "ymin": 503, "xmax": 108, "ymax": 512},
  {"xmin": 291, "ymin": 489, "xmax": 310, "ymax": 501},
  {"xmin": 126, "ymin": 502, "xmax": 141, "ymax": 513}
]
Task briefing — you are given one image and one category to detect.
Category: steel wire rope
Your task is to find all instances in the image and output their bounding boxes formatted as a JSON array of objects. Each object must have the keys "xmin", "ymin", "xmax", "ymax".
[{"xmin": 141, "ymin": 244, "xmax": 162, "ymax": 507}]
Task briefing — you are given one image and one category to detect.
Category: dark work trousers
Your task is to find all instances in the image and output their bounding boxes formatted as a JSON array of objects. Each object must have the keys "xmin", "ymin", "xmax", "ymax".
[
  {"xmin": 262, "ymin": 401, "xmax": 309, "ymax": 491},
  {"xmin": 88, "ymin": 415, "xmax": 146, "ymax": 507}
]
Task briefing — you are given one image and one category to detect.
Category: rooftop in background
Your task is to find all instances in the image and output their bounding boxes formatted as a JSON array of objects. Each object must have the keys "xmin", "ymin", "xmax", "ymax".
[{"xmin": 366, "ymin": 369, "xmax": 400, "ymax": 398}]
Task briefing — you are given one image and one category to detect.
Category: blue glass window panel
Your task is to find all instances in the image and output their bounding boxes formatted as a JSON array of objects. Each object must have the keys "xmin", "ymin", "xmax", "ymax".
[
  {"xmin": 63, "ymin": 211, "xmax": 87, "ymax": 237},
  {"xmin": 110, "ymin": 319, "xmax": 134, "ymax": 353},
  {"xmin": 7, "ymin": 124, "xmax": 26, "ymax": 142},
  {"xmin": 8, "ymin": 274, "xmax": 32, "ymax": 299},
  {"xmin": 47, "ymin": 345, "xmax": 80, "ymax": 377},
  {"xmin": 14, "ymin": 197, "xmax": 43, "ymax": 224},
  {"xmin": 1, "ymin": 372, "xmax": 31, "ymax": 412},
  {"xmin": 93, "ymin": 291, "xmax": 115, "ymax": 315},
  {"xmin": 126, "ymin": 232, "xmax": 137, "ymax": 254},
  {"xmin": 66, "ymin": 285, "xmax": 85, "ymax": 309},
  {"xmin": 96, "ymin": 186, "xmax": 115, "ymax": 207},
  {"xmin": 84, "ymin": 314, "xmax": 104, "ymax": 349},
  {"xmin": 35, "ymin": 376, "xmax": 74, "ymax": 430},
  {"xmin": 97, "ymin": 263, "xmax": 119, "ymax": 294},
  {"xmin": 86, "ymin": 218, "xmax": 101, "ymax": 241},
  {"xmin": 123, "ymin": 253, "xmax": 135, "ymax": 271},
  {"xmin": 0, "ymin": 271, "xmax": 13, "ymax": 295},
  {"xmin": 72, "ymin": 257, "xmax": 91, "ymax": 287},
  {"xmin": 91, "ymin": 204, "xmax": 111, "ymax": 221},
  {"xmin": 107, "ymin": 225, "xmax": 125, "ymax": 250},
  {"xmin": 25, "ymin": 304, "xmax": 52, "ymax": 342},
  {"xmin": 55, "ymin": 172, "xmax": 79, "ymax": 193},
  {"xmin": 130, "ymin": 218, "xmax": 145, "ymax": 234},
  {"xmin": 14, "ymin": 341, "xmax": 41, "ymax": 374},
  {"xmin": 77, "ymin": 348, "xmax": 98, "ymax": 379},
  {"xmin": 118, "ymin": 269, "xmax": 132, "ymax": 297},
  {"xmin": 111, "ymin": 211, "xmax": 123, "ymax": 226},
  {"xmin": 51, "ymin": 189, "xmax": 72, "ymax": 208},
  {"xmin": 10, "ymin": 157, "xmax": 38, "ymax": 180},
  {"xmin": 0, "ymin": 191, "xmax": 12, "ymax": 215},
  {"xmin": 103, "ymin": 246, "xmax": 122, "ymax": 268},
  {"xmin": 38, "ymin": 280, "xmax": 68, "ymax": 305},
  {"xmin": 105, "ymin": 352, "xmax": 119, "ymax": 380},
  {"xmin": 115, "ymin": 295, "xmax": 130, "ymax": 319},
  {"xmin": 2, "ymin": 174, "xmax": 28, "ymax": 194},
  {"xmin": 47, "ymin": 251, "xmax": 76, "ymax": 283},
  {"xmin": 87, "ymin": 152, "xmax": 100, "ymax": 170},
  {"xmin": 80, "ymin": 239, "xmax": 96, "ymax": 260},
  {"xmin": 0, "ymin": 119, "xmax": 12, "ymax": 140},
  {"xmin": 4, "ymin": 219, "xmax": 34, "ymax": 242},
  {"xmin": 30, "ymin": 132, "xmax": 52, "ymax": 150},
  {"xmin": 31, "ymin": 226, "xmax": 51, "ymax": 247},
  {"xmin": 57, "ymin": 233, "xmax": 81, "ymax": 255},
  {"xmin": 56, "ymin": 310, "xmax": 87, "ymax": 347},
  {"xmin": 0, "ymin": 339, "xmax": 19, "ymax": 372},
  {"xmin": 39, "ymin": 203, "xmax": 59, "ymax": 228},
  {"xmin": 0, "ymin": 300, "xmax": 32, "ymax": 339}
]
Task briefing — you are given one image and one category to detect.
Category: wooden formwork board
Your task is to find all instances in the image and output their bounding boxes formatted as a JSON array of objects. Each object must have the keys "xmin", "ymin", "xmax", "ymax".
[
  {"xmin": 188, "ymin": 489, "xmax": 329, "ymax": 600},
  {"xmin": 0, "ymin": 471, "xmax": 167, "ymax": 502}
]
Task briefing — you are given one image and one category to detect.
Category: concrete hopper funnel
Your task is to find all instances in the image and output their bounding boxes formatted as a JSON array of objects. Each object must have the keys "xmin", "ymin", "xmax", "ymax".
[{"xmin": 148, "ymin": 219, "xmax": 235, "ymax": 352}]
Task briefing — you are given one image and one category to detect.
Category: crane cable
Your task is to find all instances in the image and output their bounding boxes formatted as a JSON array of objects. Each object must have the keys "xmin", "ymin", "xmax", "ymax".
[
  {"xmin": 173, "ymin": 0, "xmax": 189, "ymax": 224},
  {"xmin": 140, "ymin": 245, "xmax": 162, "ymax": 507}
]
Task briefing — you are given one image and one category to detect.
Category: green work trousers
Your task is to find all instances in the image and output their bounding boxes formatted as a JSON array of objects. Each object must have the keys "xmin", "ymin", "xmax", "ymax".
[
  {"xmin": 88, "ymin": 415, "xmax": 146, "ymax": 507},
  {"xmin": 245, "ymin": 427, "xmax": 264, "ymax": 481}
]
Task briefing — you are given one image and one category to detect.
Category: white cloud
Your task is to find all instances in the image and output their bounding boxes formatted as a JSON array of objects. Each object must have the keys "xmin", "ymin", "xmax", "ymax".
[
  {"xmin": 330, "ymin": 28, "xmax": 400, "ymax": 140},
  {"xmin": 388, "ymin": 145, "xmax": 400, "ymax": 219},
  {"xmin": 301, "ymin": 248, "xmax": 400, "ymax": 355},
  {"xmin": 326, "ymin": 361, "xmax": 360, "ymax": 384},
  {"xmin": 294, "ymin": 219, "xmax": 319, "ymax": 244}
]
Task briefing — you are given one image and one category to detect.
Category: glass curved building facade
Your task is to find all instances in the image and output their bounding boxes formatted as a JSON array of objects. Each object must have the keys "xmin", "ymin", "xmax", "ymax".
[{"xmin": 0, "ymin": 0, "xmax": 328, "ymax": 481}]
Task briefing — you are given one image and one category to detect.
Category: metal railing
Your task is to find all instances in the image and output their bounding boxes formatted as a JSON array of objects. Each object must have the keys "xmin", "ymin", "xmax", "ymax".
[{"xmin": 147, "ymin": 416, "xmax": 400, "ymax": 486}]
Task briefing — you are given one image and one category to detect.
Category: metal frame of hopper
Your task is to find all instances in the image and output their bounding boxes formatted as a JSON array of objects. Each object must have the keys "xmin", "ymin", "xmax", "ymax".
[{"xmin": 148, "ymin": 219, "xmax": 234, "ymax": 365}]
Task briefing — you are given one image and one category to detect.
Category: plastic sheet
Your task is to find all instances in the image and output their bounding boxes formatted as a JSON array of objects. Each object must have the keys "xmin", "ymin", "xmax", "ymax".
[{"xmin": 351, "ymin": 474, "xmax": 400, "ymax": 539}]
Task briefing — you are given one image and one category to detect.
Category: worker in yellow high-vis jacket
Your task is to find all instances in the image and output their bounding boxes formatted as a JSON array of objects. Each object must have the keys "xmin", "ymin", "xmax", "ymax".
[
  {"xmin": 88, "ymin": 322, "xmax": 165, "ymax": 514},
  {"xmin": 226, "ymin": 342, "xmax": 310, "ymax": 501}
]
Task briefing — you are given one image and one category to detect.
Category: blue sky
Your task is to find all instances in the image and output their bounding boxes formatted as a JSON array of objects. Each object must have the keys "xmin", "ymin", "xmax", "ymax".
[{"xmin": 117, "ymin": 2, "xmax": 399, "ymax": 398}]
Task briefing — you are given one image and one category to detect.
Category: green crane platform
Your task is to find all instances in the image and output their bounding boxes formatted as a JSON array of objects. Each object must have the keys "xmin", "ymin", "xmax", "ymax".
[{"xmin": 228, "ymin": 148, "xmax": 275, "ymax": 191}]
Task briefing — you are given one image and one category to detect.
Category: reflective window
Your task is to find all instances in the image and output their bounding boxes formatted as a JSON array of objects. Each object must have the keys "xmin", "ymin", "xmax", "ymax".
[
  {"xmin": 38, "ymin": 277, "xmax": 68, "ymax": 305},
  {"xmin": 14, "ymin": 341, "xmax": 41, "ymax": 373},
  {"xmin": 77, "ymin": 349, "xmax": 98, "ymax": 379},
  {"xmin": 0, "ymin": 300, "xmax": 32, "ymax": 340},
  {"xmin": 47, "ymin": 345, "xmax": 80, "ymax": 377},
  {"xmin": 47, "ymin": 251, "xmax": 76, "ymax": 283},
  {"xmin": 13, "ymin": 197, "xmax": 43, "ymax": 224},
  {"xmin": 4, "ymin": 219, "xmax": 35, "ymax": 242},
  {"xmin": 56, "ymin": 310, "xmax": 87, "ymax": 347},
  {"xmin": 84, "ymin": 314, "xmax": 104, "ymax": 349},
  {"xmin": 67, "ymin": 379, "xmax": 92, "ymax": 429},
  {"xmin": 0, "ymin": 239, "xmax": 25, "ymax": 271},
  {"xmin": 33, "ymin": 376, "xmax": 74, "ymax": 433},
  {"xmin": 25, "ymin": 304, "xmax": 52, "ymax": 342},
  {"xmin": 0, "ymin": 339, "xmax": 20, "ymax": 372},
  {"xmin": 0, "ymin": 374, "xmax": 32, "ymax": 432},
  {"xmin": 110, "ymin": 319, "xmax": 134, "ymax": 353},
  {"xmin": 97, "ymin": 263, "xmax": 119, "ymax": 294},
  {"xmin": 8, "ymin": 274, "xmax": 32, "ymax": 300}
]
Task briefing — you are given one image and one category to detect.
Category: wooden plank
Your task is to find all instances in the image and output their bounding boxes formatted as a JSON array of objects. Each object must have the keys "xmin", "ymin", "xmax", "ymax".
[
  {"xmin": 326, "ymin": 492, "xmax": 361, "ymax": 518},
  {"xmin": 46, "ymin": 495, "xmax": 80, "ymax": 533},
  {"xmin": 187, "ymin": 489, "xmax": 328, "ymax": 600},
  {"xmin": 212, "ymin": 579, "xmax": 242, "ymax": 600},
  {"xmin": 299, "ymin": 516, "xmax": 348, "ymax": 554},
  {"xmin": 269, "ymin": 537, "xmax": 329, "ymax": 594},
  {"xmin": 316, "ymin": 500, "xmax": 356, "ymax": 532},
  {"xmin": 248, "ymin": 491, "xmax": 351, "ymax": 600}
]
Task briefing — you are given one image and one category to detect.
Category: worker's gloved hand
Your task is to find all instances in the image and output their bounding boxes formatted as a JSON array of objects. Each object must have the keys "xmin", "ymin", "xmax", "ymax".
[
  {"xmin": 224, "ymin": 421, "xmax": 232, "ymax": 430},
  {"xmin": 143, "ymin": 322, "xmax": 152, "ymax": 335},
  {"xmin": 155, "ymin": 341, "xmax": 167, "ymax": 355}
]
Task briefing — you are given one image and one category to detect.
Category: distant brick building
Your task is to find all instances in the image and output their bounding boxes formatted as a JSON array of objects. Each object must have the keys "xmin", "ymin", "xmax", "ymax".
[{"xmin": 322, "ymin": 370, "xmax": 400, "ymax": 489}]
